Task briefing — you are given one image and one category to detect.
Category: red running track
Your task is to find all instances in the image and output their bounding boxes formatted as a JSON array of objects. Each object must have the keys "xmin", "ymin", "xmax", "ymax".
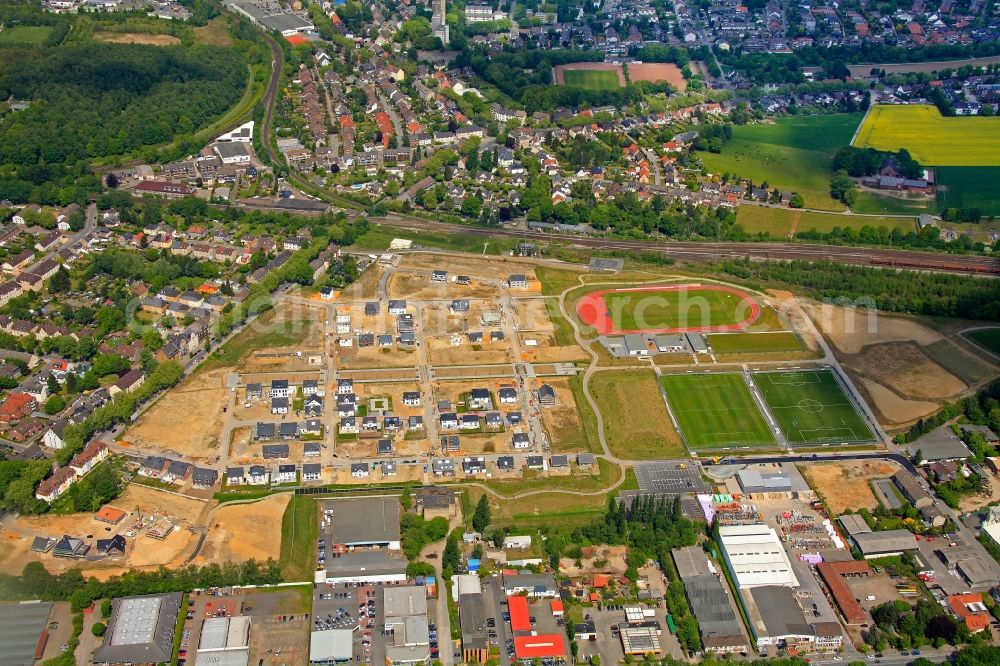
[{"xmin": 576, "ymin": 284, "xmax": 761, "ymax": 335}]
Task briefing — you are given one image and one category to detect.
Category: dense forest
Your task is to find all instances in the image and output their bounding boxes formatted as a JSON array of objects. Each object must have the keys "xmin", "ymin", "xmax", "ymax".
[
  {"xmin": 720, "ymin": 259, "xmax": 1000, "ymax": 320},
  {"xmin": 0, "ymin": 40, "xmax": 246, "ymax": 202}
]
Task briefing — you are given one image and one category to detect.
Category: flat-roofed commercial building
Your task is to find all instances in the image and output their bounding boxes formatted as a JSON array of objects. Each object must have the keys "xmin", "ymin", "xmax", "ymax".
[
  {"xmin": 323, "ymin": 550, "xmax": 407, "ymax": 585},
  {"xmin": 196, "ymin": 616, "xmax": 251, "ymax": 666},
  {"xmin": 674, "ymin": 543, "xmax": 747, "ymax": 652},
  {"xmin": 619, "ymin": 625, "xmax": 661, "ymax": 655},
  {"xmin": 93, "ymin": 593, "xmax": 183, "ymax": 665},
  {"xmin": 459, "ymin": 591, "xmax": 488, "ymax": 663},
  {"xmin": 718, "ymin": 525, "xmax": 798, "ymax": 588},
  {"xmin": 743, "ymin": 586, "xmax": 842, "ymax": 651},
  {"xmin": 0, "ymin": 601, "xmax": 54, "ymax": 666},
  {"xmin": 325, "ymin": 496, "xmax": 401, "ymax": 549},
  {"xmin": 310, "ymin": 629, "xmax": 354, "ymax": 665},
  {"xmin": 850, "ymin": 529, "xmax": 919, "ymax": 559}
]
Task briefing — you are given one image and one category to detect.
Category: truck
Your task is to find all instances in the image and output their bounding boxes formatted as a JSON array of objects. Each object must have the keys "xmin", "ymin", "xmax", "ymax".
[{"xmin": 666, "ymin": 615, "xmax": 677, "ymax": 635}]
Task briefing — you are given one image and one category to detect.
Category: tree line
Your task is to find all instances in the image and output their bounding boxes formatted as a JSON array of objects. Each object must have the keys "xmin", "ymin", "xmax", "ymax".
[{"xmin": 719, "ymin": 259, "xmax": 1000, "ymax": 321}]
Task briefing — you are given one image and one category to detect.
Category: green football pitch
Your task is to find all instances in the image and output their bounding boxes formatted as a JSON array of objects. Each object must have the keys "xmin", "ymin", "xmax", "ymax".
[
  {"xmin": 660, "ymin": 373, "xmax": 776, "ymax": 450},
  {"xmin": 562, "ymin": 69, "xmax": 622, "ymax": 90},
  {"xmin": 604, "ymin": 288, "xmax": 751, "ymax": 331},
  {"xmin": 753, "ymin": 370, "xmax": 875, "ymax": 445}
]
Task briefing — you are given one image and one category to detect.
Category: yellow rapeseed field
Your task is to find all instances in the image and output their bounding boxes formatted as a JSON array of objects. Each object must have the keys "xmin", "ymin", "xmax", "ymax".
[{"xmin": 852, "ymin": 105, "xmax": 1000, "ymax": 166}]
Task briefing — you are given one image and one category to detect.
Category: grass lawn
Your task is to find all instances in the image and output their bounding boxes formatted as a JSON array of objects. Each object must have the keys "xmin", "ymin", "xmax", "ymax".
[
  {"xmin": 707, "ymin": 331, "xmax": 803, "ymax": 354},
  {"xmin": 603, "ymin": 287, "xmax": 751, "ymax": 331},
  {"xmin": 754, "ymin": 369, "xmax": 875, "ymax": 445},
  {"xmin": 968, "ymin": 328, "xmax": 1000, "ymax": 356},
  {"xmin": 853, "ymin": 105, "xmax": 1000, "ymax": 166},
  {"xmin": 660, "ymin": 372, "xmax": 775, "ymax": 450},
  {"xmin": 701, "ymin": 140, "xmax": 846, "ymax": 211},
  {"xmin": 851, "ymin": 191, "xmax": 938, "ymax": 216},
  {"xmin": 279, "ymin": 494, "xmax": 318, "ymax": 581},
  {"xmin": 199, "ymin": 313, "xmax": 307, "ymax": 372},
  {"xmin": 353, "ymin": 224, "xmax": 518, "ymax": 255},
  {"xmin": 590, "ymin": 369, "xmax": 686, "ymax": 458},
  {"xmin": 479, "ymin": 458, "xmax": 621, "ymax": 495},
  {"xmin": 565, "ymin": 374, "xmax": 602, "ymax": 453},
  {"xmin": 563, "ymin": 69, "xmax": 621, "ymax": 90},
  {"xmin": 923, "ymin": 340, "xmax": 995, "ymax": 384},
  {"xmin": 699, "ymin": 115, "xmax": 862, "ymax": 212},
  {"xmin": 935, "ymin": 167, "xmax": 1000, "ymax": 216},
  {"xmin": 0, "ymin": 25, "xmax": 54, "ymax": 45},
  {"xmin": 536, "ymin": 266, "xmax": 584, "ymax": 296},
  {"xmin": 736, "ymin": 206, "xmax": 915, "ymax": 236}
]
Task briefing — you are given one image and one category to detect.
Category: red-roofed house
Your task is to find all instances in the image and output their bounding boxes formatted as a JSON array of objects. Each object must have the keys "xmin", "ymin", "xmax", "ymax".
[
  {"xmin": 948, "ymin": 593, "xmax": 990, "ymax": 633},
  {"xmin": 35, "ymin": 467, "xmax": 78, "ymax": 503},
  {"xmin": 592, "ymin": 574, "xmax": 610, "ymax": 588},
  {"xmin": 0, "ymin": 392, "xmax": 36, "ymax": 422},
  {"xmin": 550, "ymin": 600, "xmax": 564, "ymax": 617},
  {"xmin": 514, "ymin": 635, "xmax": 566, "ymax": 659},
  {"xmin": 69, "ymin": 441, "xmax": 110, "ymax": 476}
]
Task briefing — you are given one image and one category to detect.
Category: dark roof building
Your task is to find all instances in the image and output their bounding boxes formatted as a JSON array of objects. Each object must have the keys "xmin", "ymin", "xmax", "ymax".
[{"xmin": 93, "ymin": 593, "xmax": 183, "ymax": 665}]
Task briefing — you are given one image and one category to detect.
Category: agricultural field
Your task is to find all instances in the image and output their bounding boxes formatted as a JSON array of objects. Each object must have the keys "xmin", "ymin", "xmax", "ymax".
[
  {"xmin": 968, "ymin": 328, "xmax": 1000, "ymax": 356},
  {"xmin": 921, "ymin": 340, "xmax": 995, "ymax": 385},
  {"xmin": 754, "ymin": 369, "xmax": 876, "ymax": 445},
  {"xmin": 698, "ymin": 114, "xmax": 862, "ymax": 212},
  {"xmin": 935, "ymin": 167, "xmax": 1000, "ymax": 215},
  {"xmin": 707, "ymin": 331, "xmax": 803, "ymax": 354},
  {"xmin": 660, "ymin": 372, "xmax": 776, "ymax": 450},
  {"xmin": 577, "ymin": 284, "xmax": 759, "ymax": 334},
  {"xmin": 853, "ymin": 105, "xmax": 1000, "ymax": 166},
  {"xmin": 0, "ymin": 25, "xmax": 53, "ymax": 45},
  {"xmin": 850, "ymin": 191, "xmax": 938, "ymax": 216},
  {"xmin": 589, "ymin": 370, "xmax": 685, "ymax": 459}
]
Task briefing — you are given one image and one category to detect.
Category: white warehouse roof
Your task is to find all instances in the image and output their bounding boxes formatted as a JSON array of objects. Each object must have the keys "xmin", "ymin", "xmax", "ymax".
[{"xmin": 719, "ymin": 524, "xmax": 799, "ymax": 589}]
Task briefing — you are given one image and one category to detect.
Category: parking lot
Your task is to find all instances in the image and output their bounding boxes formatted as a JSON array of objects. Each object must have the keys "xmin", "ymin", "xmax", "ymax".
[
  {"xmin": 178, "ymin": 588, "xmax": 309, "ymax": 666},
  {"xmin": 576, "ymin": 604, "xmax": 683, "ymax": 664},
  {"xmin": 313, "ymin": 578, "xmax": 445, "ymax": 666}
]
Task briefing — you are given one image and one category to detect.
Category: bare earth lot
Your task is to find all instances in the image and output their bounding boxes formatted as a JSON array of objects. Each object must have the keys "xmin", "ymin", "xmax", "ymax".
[
  {"xmin": 194, "ymin": 494, "xmax": 289, "ymax": 566},
  {"xmin": 96, "ymin": 32, "xmax": 181, "ymax": 45},
  {"xmin": 846, "ymin": 341, "xmax": 966, "ymax": 401},
  {"xmin": 127, "ymin": 367, "xmax": 228, "ymax": 462},
  {"xmin": 799, "ymin": 460, "xmax": 899, "ymax": 513},
  {"xmin": 628, "ymin": 62, "xmax": 686, "ymax": 90},
  {"xmin": 538, "ymin": 378, "xmax": 588, "ymax": 452},
  {"xmin": 807, "ymin": 302, "xmax": 942, "ymax": 354}
]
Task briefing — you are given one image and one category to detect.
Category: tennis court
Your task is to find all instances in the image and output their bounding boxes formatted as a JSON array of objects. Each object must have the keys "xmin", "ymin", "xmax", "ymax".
[{"xmin": 753, "ymin": 369, "xmax": 875, "ymax": 445}]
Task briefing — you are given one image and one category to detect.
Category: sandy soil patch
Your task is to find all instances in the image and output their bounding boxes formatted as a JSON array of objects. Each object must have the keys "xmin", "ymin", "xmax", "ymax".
[
  {"xmin": 126, "ymin": 368, "xmax": 228, "ymax": 462},
  {"xmin": 559, "ymin": 544, "xmax": 629, "ymax": 576},
  {"xmin": 194, "ymin": 494, "xmax": 289, "ymax": 566},
  {"xmin": 387, "ymin": 273, "xmax": 499, "ymax": 301},
  {"xmin": 513, "ymin": 298, "xmax": 555, "ymax": 333},
  {"xmin": 338, "ymin": 266, "xmax": 381, "ymax": 301},
  {"xmin": 335, "ymin": 343, "xmax": 418, "ymax": 369},
  {"xmin": 806, "ymin": 302, "xmax": 942, "ymax": 354},
  {"xmin": 96, "ymin": 32, "xmax": 181, "ymax": 45},
  {"xmin": 845, "ymin": 341, "xmax": 966, "ymax": 400},
  {"xmin": 427, "ymin": 337, "xmax": 511, "ymax": 365},
  {"xmin": 519, "ymin": 335, "xmax": 588, "ymax": 363},
  {"xmin": 800, "ymin": 460, "xmax": 899, "ymax": 513},
  {"xmin": 127, "ymin": 528, "xmax": 193, "ymax": 567},
  {"xmin": 628, "ymin": 62, "xmax": 686, "ymax": 90},
  {"xmin": 858, "ymin": 378, "xmax": 940, "ymax": 426},
  {"xmin": 539, "ymin": 378, "xmax": 587, "ymax": 452},
  {"xmin": 398, "ymin": 254, "xmax": 538, "ymax": 282}
]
